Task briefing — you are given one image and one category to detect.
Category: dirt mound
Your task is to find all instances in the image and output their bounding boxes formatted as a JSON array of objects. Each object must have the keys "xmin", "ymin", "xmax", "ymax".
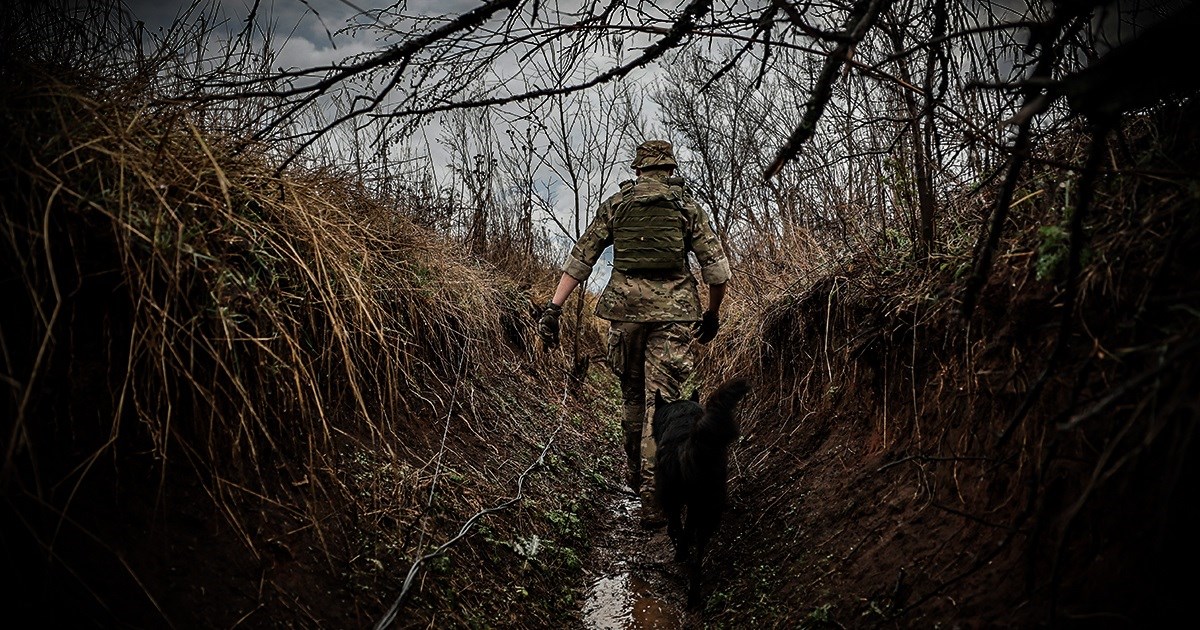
[
  {"xmin": 698, "ymin": 102, "xmax": 1200, "ymax": 628},
  {"xmin": 0, "ymin": 64, "xmax": 618, "ymax": 627}
]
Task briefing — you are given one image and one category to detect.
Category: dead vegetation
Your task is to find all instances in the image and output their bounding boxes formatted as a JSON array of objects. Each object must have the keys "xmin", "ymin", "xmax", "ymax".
[
  {"xmin": 0, "ymin": 47, "xmax": 617, "ymax": 629},
  {"xmin": 3, "ymin": 2, "xmax": 1199, "ymax": 629},
  {"xmin": 696, "ymin": 102, "xmax": 1200, "ymax": 627}
]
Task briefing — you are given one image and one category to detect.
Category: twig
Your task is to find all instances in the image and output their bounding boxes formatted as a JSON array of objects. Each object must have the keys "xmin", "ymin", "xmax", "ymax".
[
  {"xmin": 2, "ymin": 183, "xmax": 65, "ymax": 487},
  {"xmin": 959, "ymin": 11, "xmax": 1092, "ymax": 321},
  {"xmin": 373, "ymin": 370, "xmax": 572, "ymax": 630},
  {"xmin": 1059, "ymin": 336, "xmax": 1200, "ymax": 432},
  {"xmin": 764, "ymin": 0, "xmax": 894, "ymax": 179},
  {"xmin": 996, "ymin": 122, "xmax": 1109, "ymax": 446}
]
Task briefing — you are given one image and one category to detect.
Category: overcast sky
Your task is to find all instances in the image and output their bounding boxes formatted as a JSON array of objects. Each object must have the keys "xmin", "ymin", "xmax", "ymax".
[
  {"xmin": 114, "ymin": 0, "xmax": 1191, "ymax": 292},
  {"xmin": 122, "ymin": 0, "xmax": 632, "ymax": 286},
  {"xmin": 125, "ymin": 0, "xmax": 422, "ymax": 71}
]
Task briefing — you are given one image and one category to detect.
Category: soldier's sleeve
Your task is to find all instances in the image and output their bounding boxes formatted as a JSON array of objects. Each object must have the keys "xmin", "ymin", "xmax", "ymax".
[
  {"xmin": 683, "ymin": 198, "xmax": 732, "ymax": 285},
  {"xmin": 561, "ymin": 197, "xmax": 615, "ymax": 282}
]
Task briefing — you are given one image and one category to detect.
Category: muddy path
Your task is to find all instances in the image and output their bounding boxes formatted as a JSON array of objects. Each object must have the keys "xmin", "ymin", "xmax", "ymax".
[{"xmin": 577, "ymin": 482, "xmax": 704, "ymax": 630}]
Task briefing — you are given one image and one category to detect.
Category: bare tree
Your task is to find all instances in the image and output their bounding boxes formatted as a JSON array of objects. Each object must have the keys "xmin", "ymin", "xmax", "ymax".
[
  {"xmin": 153, "ymin": 0, "xmax": 1198, "ymax": 300},
  {"xmin": 441, "ymin": 106, "xmax": 500, "ymax": 256}
]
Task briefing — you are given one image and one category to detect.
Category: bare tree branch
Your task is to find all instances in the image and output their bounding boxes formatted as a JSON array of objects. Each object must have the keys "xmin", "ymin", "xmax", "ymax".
[{"xmin": 764, "ymin": 0, "xmax": 894, "ymax": 180}]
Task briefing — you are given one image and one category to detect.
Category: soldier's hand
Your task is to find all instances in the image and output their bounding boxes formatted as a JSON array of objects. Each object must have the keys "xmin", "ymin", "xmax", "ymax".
[
  {"xmin": 693, "ymin": 310, "xmax": 719, "ymax": 344},
  {"xmin": 538, "ymin": 302, "xmax": 562, "ymax": 349}
]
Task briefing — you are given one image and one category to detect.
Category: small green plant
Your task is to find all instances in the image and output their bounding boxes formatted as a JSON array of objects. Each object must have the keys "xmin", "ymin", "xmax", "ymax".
[
  {"xmin": 807, "ymin": 603, "xmax": 832, "ymax": 623},
  {"xmin": 865, "ymin": 598, "xmax": 890, "ymax": 619},
  {"xmin": 547, "ymin": 508, "xmax": 582, "ymax": 539},
  {"xmin": 514, "ymin": 535, "xmax": 541, "ymax": 562},
  {"xmin": 883, "ymin": 227, "xmax": 911, "ymax": 253},
  {"xmin": 711, "ymin": 562, "xmax": 783, "ymax": 622},
  {"xmin": 428, "ymin": 554, "xmax": 451, "ymax": 574},
  {"xmin": 953, "ymin": 260, "xmax": 972, "ymax": 280},
  {"xmin": 1035, "ymin": 224, "xmax": 1069, "ymax": 281},
  {"xmin": 1035, "ymin": 223, "xmax": 1093, "ymax": 282},
  {"xmin": 704, "ymin": 588, "xmax": 732, "ymax": 613},
  {"xmin": 602, "ymin": 413, "xmax": 623, "ymax": 444},
  {"xmin": 555, "ymin": 545, "xmax": 581, "ymax": 571},
  {"xmin": 408, "ymin": 261, "xmax": 434, "ymax": 287}
]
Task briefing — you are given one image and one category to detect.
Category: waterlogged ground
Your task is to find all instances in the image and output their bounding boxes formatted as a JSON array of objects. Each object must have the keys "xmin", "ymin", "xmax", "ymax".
[{"xmin": 579, "ymin": 485, "xmax": 699, "ymax": 629}]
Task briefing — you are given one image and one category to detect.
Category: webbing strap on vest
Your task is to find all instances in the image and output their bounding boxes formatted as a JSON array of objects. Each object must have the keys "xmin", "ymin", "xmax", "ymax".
[{"xmin": 611, "ymin": 179, "xmax": 686, "ymax": 273}]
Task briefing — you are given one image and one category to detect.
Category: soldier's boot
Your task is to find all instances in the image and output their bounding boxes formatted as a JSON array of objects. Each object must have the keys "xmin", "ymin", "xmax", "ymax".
[
  {"xmin": 638, "ymin": 431, "xmax": 666, "ymax": 530},
  {"xmin": 638, "ymin": 491, "xmax": 667, "ymax": 530},
  {"xmin": 623, "ymin": 432, "xmax": 642, "ymax": 492},
  {"xmin": 622, "ymin": 402, "xmax": 644, "ymax": 492}
]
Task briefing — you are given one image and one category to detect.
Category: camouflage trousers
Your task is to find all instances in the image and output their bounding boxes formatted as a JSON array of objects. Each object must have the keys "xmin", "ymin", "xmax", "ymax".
[{"xmin": 605, "ymin": 321, "xmax": 695, "ymax": 508}]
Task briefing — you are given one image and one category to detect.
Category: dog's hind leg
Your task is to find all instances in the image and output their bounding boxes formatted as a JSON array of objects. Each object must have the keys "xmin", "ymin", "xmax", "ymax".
[
  {"xmin": 663, "ymin": 499, "xmax": 686, "ymax": 562},
  {"xmin": 685, "ymin": 509, "xmax": 720, "ymax": 610},
  {"xmin": 685, "ymin": 545, "xmax": 704, "ymax": 610}
]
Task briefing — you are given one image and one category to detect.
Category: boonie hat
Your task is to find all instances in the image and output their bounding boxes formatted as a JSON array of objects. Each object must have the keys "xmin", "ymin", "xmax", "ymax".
[{"xmin": 631, "ymin": 140, "xmax": 677, "ymax": 169}]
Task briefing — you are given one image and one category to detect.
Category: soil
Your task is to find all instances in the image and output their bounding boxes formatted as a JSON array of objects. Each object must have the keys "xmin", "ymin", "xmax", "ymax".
[
  {"xmin": 567, "ymin": 103, "xmax": 1200, "ymax": 627},
  {"xmin": 579, "ymin": 486, "xmax": 690, "ymax": 629},
  {"xmin": 7, "ymin": 192, "xmax": 1199, "ymax": 630},
  {"xmin": 2, "ymin": 54, "xmax": 1197, "ymax": 629}
]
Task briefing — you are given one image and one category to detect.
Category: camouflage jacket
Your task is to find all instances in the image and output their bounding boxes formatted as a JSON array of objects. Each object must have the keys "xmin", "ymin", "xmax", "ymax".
[{"xmin": 562, "ymin": 170, "xmax": 732, "ymax": 322}]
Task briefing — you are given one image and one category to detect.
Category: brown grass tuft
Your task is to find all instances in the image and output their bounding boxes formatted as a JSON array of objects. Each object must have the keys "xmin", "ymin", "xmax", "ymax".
[
  {"xmin": 1, "ymin": 65, "xmax": 613, "ymax": 627},
  {"xmin": 696, "ymin": 101, "xmax": 1200, "ymax": 627}
]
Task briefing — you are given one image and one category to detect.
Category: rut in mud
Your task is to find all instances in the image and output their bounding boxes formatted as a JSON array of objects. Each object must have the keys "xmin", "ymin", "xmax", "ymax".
[
  {"xmin": 4, "ymin": 3, "xmax": 1198, "ymax": 625},
  {"xmin": 578, "ymin": 484, "xmax": 693, "ymax": 630}
]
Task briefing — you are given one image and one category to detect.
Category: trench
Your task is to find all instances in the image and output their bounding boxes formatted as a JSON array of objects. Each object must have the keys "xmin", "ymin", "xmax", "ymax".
[{"xmin": 578, "ymin": 486, "xmax": 697, "ymax": 629}]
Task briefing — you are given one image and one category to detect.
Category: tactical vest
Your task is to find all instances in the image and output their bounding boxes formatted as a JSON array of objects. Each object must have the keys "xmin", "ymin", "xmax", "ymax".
[{"xmin": 611, "ymin": 177, "xmax": 687, "ymax": 274}]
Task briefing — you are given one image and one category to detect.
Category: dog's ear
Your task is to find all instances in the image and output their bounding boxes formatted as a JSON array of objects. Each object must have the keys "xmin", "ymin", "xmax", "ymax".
[
  {"xmin": 689, "ymin": 388, "xmax": 700, "ymax": 402},
  {"xmin": 654, "ymin": 389, "xmax": 665, "ymax": 408}
]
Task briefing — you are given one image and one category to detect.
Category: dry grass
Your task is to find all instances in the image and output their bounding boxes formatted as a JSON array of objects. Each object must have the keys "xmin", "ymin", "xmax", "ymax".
[
  {"xmin": 1, "ymin": 61, "xmax": 613, "ymax": 627},
  {"xmin": 695, "ymin": 100, "xmax": 1200, "ymax": 626},
  {"xmin": 6, "ymin": 2, "xmax": 1196, "ymax": 627}
]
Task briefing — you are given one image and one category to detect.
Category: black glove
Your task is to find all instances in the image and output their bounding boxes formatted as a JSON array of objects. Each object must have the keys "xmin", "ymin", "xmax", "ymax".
[
  {"xmin": 538, "ymin": 302, "xmax": 562, "ymax": 348},
  {"xmin": 693, "ymin": 310, "xmax": 719, "ymax": 344}
]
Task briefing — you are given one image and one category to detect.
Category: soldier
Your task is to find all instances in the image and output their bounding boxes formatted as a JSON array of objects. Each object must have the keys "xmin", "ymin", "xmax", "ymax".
[{"xmin": 538, "ymin": 139, "xmax": 731, "ymax": 529}]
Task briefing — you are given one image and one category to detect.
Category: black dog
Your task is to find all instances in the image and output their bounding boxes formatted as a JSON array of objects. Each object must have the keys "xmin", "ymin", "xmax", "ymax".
[{"xmin": 652, "ymin": 377, "xmax": 751, "ymax": 609}]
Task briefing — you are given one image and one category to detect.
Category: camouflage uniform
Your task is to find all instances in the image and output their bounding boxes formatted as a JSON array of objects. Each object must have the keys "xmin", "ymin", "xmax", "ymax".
[{"xmin": 560, "ymin": 144, "xmax": 732, "ymax": 510}]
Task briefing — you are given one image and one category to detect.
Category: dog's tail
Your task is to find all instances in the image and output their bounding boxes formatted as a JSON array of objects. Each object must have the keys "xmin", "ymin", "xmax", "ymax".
[{"xmin": 695, "ymin": 377, "xmax": 751, "ymax": 446}]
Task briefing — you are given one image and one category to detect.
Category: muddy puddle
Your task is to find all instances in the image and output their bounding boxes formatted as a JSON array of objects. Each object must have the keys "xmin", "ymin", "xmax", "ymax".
[{"xmin": 579, "ymin": 490, "xmax": 695, "ymax": 629}]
